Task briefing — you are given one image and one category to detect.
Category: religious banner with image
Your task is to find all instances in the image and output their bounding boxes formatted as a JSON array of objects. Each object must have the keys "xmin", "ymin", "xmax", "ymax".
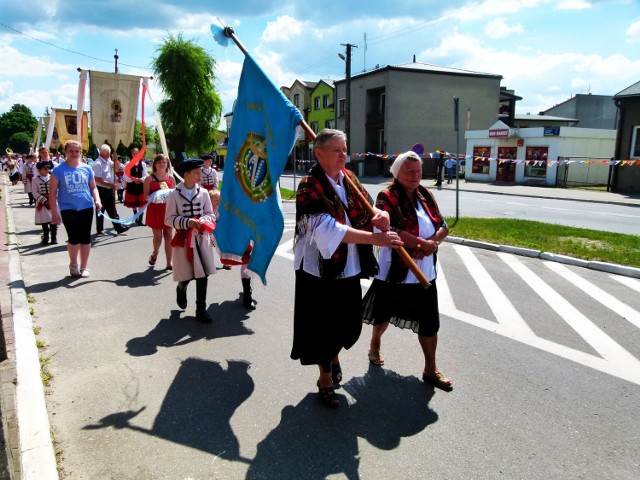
[
  {"xmin": 53, "ymin": 108, "xmax": 89, "ymax": 151},
  {"xmin": 89, "ymin": 71, "xmax": 140, "ymax": 148}
]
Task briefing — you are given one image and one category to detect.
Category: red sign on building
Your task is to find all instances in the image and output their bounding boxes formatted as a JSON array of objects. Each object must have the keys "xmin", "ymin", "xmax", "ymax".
[{"xmin": 489, "ymin": 129, "xmax": 510, "ymax": 138}]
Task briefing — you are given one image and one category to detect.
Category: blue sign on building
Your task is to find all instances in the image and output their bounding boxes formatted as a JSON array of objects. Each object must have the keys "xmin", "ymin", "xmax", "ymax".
[{"xmin": 543, "ymin": 126, "xmax": 561, "ymax": 136}]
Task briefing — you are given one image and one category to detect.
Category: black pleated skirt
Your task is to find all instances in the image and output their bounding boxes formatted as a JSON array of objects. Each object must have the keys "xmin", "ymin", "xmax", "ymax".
[
  {"xmin": 291, "ymin": 269, "xmax": 363, "ymax": 367},
  {"xmin": 362, "ymin": 279, "xmax": 440, "ymax": 337}
]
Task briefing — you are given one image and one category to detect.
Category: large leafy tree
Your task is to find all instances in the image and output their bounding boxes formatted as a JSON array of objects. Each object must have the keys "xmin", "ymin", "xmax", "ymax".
[
  {"xmin": 0, "ymin": 104, "xmax": 38, "ymax": 151},
  {"xmin": 151, "ymin": 33, "xmax": 223, "ymax": 161}
]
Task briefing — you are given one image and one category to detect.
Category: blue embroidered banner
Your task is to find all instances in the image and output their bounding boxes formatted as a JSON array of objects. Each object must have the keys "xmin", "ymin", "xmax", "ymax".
[{"xmin": 216, "ymin": 52, "xmax": 303, "ymax": 284}]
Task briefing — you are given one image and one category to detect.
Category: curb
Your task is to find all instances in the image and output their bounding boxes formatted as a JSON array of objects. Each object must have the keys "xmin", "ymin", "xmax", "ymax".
[
  {"xmin": 446, "ymin": 236, "xmax": 640, "ymax": 279},
  {"xmin": 3, "ymin": 179, "xmax": 59, "ymax": 480}
]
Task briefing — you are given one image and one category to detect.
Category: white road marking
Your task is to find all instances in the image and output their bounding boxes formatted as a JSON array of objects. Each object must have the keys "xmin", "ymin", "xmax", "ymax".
[
  {"xmin": 611, "ymin": 275, "xmax": 640, "ymax": 293},
  {"xmin": 544, "ymin": 262, "xmax": 640, "ymax": 330},
  {"xmin": 453, "ymin": 245, "xmax": 535, "ymax": 336}
]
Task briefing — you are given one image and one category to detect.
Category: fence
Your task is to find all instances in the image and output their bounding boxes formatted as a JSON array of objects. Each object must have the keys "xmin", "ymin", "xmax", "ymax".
[{"xmin": 555, "ymin": 157, "xmax": 612, "ymax": 188}]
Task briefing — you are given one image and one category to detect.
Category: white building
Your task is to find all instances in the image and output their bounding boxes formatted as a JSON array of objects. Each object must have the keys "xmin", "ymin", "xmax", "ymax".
[{"xmin": 464, "ymin": 121, "xmax": 616, "ymax": 186}]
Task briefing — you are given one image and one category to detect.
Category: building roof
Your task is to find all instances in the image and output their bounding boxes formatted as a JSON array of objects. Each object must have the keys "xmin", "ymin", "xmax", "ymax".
[
  {"xmin": 337, "ymin": 61, "xmax": 502, "ymax": 83},
  {"xmin": 614, "ymin": 80, "xmax": 640, "ymax": 98},
  {"xmin": 514, "ymin": 114, "xmax": 578, "ymax": 122}
]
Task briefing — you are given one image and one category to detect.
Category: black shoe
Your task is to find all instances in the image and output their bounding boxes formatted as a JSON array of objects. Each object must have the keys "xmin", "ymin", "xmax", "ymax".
[
  {"xmin": 115, "ymin": 225, "xmax": 129, "ymax": 234},
  {"xmin": 50, "ymin": 238, "xmax": 58, "ymax": 244},
  {"xmin": 196, "ymin": 307, "xmax": 212, "ymax": 323},
  {"xmin": 176, "ymin": 283, "xmax": 188, "ymax": 309}
]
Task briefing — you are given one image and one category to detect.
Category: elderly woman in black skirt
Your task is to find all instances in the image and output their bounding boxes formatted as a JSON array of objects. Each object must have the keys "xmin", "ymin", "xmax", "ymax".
[
  {"xmin": 291, "ymin": 129, "xmax": 402, "ymax": 408},
  {"xmin": 362, "ymin": 150, "xmax": 452, "ymax": 390}
]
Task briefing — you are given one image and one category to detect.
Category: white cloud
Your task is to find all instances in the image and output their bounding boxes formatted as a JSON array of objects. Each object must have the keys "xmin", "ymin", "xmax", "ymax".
[
  {"xmin": 626, "ymin": 18, "xmax": 640, "ymax": 43},
  {"xmin": 483, "ymin": 18, "xmax": 524, "ymax": 39},
  {"xmin": 0, "ymin": 44, "xmax": 71, "ymax": 79},
  {"xmin": 261, "ymin": 15, "xmax": 304, "ymax": 43},
  {"xmin": 556, "ymin": 0, "xmax": 592, "ymax": 10}
]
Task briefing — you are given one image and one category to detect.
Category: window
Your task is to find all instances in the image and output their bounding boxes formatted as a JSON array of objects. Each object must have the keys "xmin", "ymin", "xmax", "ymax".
[
  {"xmin": 310, "ymin": 121, "xmax": 319, "ymax": 133},
  {"xmin": 314, "ymin": 97, "xmax": 320, "ymax": 110},
  {"xmin": 471, "ymin": 146, "xmax": 491, "ymax": 174},
  {"xmin": 338, "ymin": 98, "xmax": 346, "ymax": 117},
  {"xmin": 631, "ymin": 126, "xmax": 640, "ymax": 158},
  {"xmin": 293, "ymin": 94, "xmax": 299, "ymax": 107},
  {"xmin": 524, "ymin": 146, "xmax": 548, "ymax": 178},
  {"xmin": 325, "ymin": 120, "xmax": 335, "ymax": 129},
  {"xmin": 323, "ymin": 94, "xmax": 331, "ymax": 108}
]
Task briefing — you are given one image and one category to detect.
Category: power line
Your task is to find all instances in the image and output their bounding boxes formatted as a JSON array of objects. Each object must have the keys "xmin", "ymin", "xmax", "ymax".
[{"xmin": 0, "ymin": 21, "xmax": 151, "ymax": 71}]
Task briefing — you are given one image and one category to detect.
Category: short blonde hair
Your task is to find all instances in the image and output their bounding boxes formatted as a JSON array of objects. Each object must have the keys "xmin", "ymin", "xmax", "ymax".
[{"xmin": 64, "ymin": 140, "xmax": 82, "ymax": 152}]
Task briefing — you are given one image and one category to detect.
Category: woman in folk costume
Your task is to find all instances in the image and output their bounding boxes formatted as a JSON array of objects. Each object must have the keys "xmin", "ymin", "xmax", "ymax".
[
  {"xmin": 200, "ymin": 154, "xmax": 218, "ymax": 191},
  {"xmin": 115, "ymin": 159, "xmax": 126, "ymax": 203},
  {"xmin": 165, "ymin": 159, "xmax": 217, "ymax": 323},
  {"xmin": 32, "ymin": 161, "xmax": 58, "ymax": 245},
  {"xmin": 291, "ymin": 129, "xmax": 402, "ymax": 408},
  {"xmin": 362, "ymin": 150, "xmax": 452, "ymax": 391},
  {"xmin": 144, "ymin": 154, "xmax": 175, "ymax": 270},
  {"xmin": 124, "ymin": 148, "xmax": 148, "ymax": 226}
]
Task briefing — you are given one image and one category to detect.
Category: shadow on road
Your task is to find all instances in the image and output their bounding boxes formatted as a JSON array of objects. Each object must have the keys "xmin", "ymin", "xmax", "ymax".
[
  {"xmin": 246, "ymin": 365, "xmax": 438, "ymax": 480},
  {"xmin": 82, "ymin": 358, "xmax": 254, "ymax": 463},
  {"xmin": 126, "ymin": 302, "xmax": 253, "ymax": 356}
]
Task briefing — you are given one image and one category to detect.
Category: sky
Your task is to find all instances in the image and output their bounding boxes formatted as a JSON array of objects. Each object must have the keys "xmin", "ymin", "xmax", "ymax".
[{"xmin": 1, "ymin": 0, "xmax": 640, "ymax": 129}]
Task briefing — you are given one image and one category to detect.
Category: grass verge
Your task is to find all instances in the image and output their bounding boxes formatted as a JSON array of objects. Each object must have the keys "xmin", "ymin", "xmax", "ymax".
[{"xmin": 445, "ymin": 217, "xmax": 640, "ymax": 268}]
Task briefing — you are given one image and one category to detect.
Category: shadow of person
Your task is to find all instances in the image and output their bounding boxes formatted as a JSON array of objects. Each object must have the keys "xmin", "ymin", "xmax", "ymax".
[
  {"xmin": 342, "ymin": 365, "xmax": 438, "ymax": 450},
  {"xmin": 113, "ymin": 267, "xmax": 171, "ymax": 288},
  {"xmin": 125, "ymin": 304, "xmax": 253, "ymax": 357},
  {"xmin": 82, "ymin": 358, "xmax": 254, "ymax": 463},
  {"xmin": 246, "ymin": 393, "xmax": 361, "ymax": 480},
  {"xmin": 247, "ymin": 365, "xmax": 438, "ymax": 480}
]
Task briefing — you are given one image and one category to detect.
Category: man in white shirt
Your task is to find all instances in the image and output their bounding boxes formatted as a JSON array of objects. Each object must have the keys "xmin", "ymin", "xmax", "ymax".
[{"xmin": 92, "ymin": 144, "xmax": 129, "ymax": 235}]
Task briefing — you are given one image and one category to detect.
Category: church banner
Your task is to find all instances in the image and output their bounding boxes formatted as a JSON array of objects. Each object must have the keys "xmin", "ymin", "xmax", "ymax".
[
  {"xmin": 89, "ymin": 71, "xmax": 140, "ymax": 148},
  {"xmin": 54, "ymin": 108, "xmax": 89, "ymax": 151}
]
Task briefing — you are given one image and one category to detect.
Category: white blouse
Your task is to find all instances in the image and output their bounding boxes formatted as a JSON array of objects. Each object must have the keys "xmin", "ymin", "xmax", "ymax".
[
  {"xmin": 294, "ymin": 171, "xmax": 362, "ymax": 278},
  {"xmin": 375, "ymin": 200, "xmax": 438, "ymax": 283}
]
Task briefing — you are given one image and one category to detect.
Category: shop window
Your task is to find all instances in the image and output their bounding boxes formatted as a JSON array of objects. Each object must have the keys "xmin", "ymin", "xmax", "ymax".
[
  {"xmin": 524, "ymin": 146, "xmax": 548, "ymax": 178},
  {"xmin": 472, "ymin": 146, "xmax": 491, "ymax": 174},
  {"xmin": 631, "ymin": 126, "xmax": 640, "ymax": 158}
]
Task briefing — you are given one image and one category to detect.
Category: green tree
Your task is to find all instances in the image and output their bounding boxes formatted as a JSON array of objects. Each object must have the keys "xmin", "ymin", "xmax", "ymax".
[
  {"xmin": 0, "ymin": 104, "xmax": 37, "ymax": 150},
  {"xmin": 151, "ymin": 33, "xmax": 222, "ymax": 162},
  {"xmin": 130, "ymin": 120, "xmax": 158, "ymax": 157},
  {"xmin": 8, "ymin": 132, "xmax": 32, "ymax": 154}
]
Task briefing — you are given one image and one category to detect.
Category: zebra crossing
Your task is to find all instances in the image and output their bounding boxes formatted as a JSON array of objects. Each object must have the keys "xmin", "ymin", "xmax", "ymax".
[{"xmin": 278, "ymin": 219, "xmax": 640, "ymax": 385}]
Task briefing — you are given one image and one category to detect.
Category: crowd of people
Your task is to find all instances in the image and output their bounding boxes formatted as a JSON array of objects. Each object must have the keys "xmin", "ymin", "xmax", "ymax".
[{"xmin": 3, "ymin": 128, "xmax": 453, "ymax": 410}]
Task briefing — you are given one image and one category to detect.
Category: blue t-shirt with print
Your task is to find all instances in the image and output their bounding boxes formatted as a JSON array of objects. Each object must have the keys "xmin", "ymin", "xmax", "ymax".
[{"xmin": 52, "ymin": 162, "xmax": 95, "ymax": 211}]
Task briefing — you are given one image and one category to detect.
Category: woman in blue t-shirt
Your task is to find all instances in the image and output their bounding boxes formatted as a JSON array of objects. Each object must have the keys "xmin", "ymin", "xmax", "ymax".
[{"xmin": 50, "ymin": 140, "xmax": 102, "ymax": 278}]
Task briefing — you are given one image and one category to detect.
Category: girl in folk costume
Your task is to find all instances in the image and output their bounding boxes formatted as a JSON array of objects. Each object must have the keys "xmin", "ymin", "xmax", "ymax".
[
  {"xmin": 143, "ymin": 154, "xmax": 175, "ymax": 270},
  {"xmin": 32, "ymin": 161, "xmax": 58, "ymax": 245},
  {"xmin": 209, "ymin": 189, "xmax": 257, "ymax": 310},
  {"xmin": 200, "ymin": 154, "xmax": 218, "ymax": 191},
  {"xmin": 22, "ymin": 153, "xmax": 38, "ymax": 205},
  {"xmin": 165, "ymin": 159, "xmax": 217, "ymax": 323},
  {"xmin": 124, "ymin": 149, "xmax": 148, "ymax": 226}
]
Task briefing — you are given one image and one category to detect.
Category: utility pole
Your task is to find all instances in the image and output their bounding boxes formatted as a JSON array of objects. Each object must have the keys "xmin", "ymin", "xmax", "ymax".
[
  {"xmin": 340, "ymin": 43, "xmax": 357, "ymax": 156},
  {"xmin": 454, "ymin": 97, "xmax": 460, "ymax": 221}
]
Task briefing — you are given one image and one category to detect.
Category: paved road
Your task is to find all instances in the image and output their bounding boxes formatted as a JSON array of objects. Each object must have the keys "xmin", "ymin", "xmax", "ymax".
[{"xmin": 5, "ymin": 181, "xmax": 640, "ymax": 479}]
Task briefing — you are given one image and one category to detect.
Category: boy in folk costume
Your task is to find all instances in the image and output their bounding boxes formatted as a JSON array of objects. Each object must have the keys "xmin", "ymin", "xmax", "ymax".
[
  {"xmin": 22, "ymin": 153, "xmax": 38, "ymax": 205},
  {"xmin": 209, "ymin": 190, "xmax": 257, "ymax": 310},
  {"xmin": 200, "ymin": 154, "xmax": 218, "ymax": 191},
  {"xmin": 115, "ymin": 159, "xmax": 126, "ymax": 203},
  {"xmin": 165, "ymin": 159, "xmax": 217, "ymax": 323},
  {"xmin": 32, "ymin": 161, "xmax": 58, "ymax": 244}
]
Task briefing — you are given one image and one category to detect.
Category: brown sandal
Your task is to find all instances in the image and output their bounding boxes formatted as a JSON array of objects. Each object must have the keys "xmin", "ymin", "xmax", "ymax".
[
  {"xmin": 423, "ymin": 371, "xmax": 453, "ymax": 391},
  {"xmin": 368, "ymin": 350, "xmax": 385, "ymax": 366}
]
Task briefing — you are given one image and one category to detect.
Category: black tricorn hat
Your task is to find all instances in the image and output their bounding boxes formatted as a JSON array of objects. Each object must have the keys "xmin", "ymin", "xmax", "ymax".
[
  {"xmin": 36, "ymin": 161, "xmax": 53, "ymax": 170},
  {"xmin": 175, "ymin": 158, "xmax": 204, "ymax": 176}
]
